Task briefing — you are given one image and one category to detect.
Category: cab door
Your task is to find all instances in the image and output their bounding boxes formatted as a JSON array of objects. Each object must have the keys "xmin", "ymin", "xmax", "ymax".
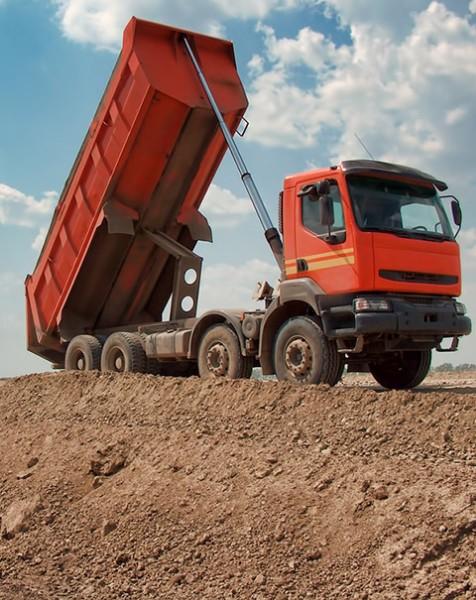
[{"xmin": 290, "ymin": 177, "xmax": 356, "ymax": 294}]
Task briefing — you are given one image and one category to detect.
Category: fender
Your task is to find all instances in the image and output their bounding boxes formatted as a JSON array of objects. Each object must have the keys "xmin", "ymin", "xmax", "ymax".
[{"xmin": 188, "ymin": 309, "xmax": 248, "ymax": 358}]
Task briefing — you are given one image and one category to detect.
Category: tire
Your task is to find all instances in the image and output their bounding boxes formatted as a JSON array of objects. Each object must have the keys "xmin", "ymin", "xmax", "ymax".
[
  {"xmin": 100, "ymin": 332, "xmax": 147, "ymax": 373},
  {"xmin": 324, "ymin": 341, "xmax": 345, "ymax": 386},
  {"xmin": 65, "ymin": 335, "xmax": 102, "ymax": 371},
  {"xmin": 198, "ymin": 324, "xmax": 250, "ymax": 379},
  {"xmin": 273, "ymin": 316, "xmax": 331, "ymax": 384},
  {"xmin": 369, "ymin": 350, "xmax": 431, "ymax": 389}
]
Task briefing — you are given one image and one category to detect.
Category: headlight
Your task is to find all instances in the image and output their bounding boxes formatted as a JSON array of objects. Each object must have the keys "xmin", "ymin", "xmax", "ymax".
[
  {"xmin": 455, "ymin": 302, "xmax": 466, "ymax": 315},
  {"xmin": 354, "ymin": 297, "xmax": 393, "ymax": 312}
]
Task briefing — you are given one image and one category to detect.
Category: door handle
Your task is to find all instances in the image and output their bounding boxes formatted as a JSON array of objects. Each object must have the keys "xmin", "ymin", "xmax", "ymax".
[{"xmin": 296, "ymin": 258, "xmax": 308, "ymax": 272}]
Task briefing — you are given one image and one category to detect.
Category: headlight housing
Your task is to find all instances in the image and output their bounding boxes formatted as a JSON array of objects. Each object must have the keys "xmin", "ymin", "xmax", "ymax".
[
  {"xmin": 354, "ymin": 297, "xmax": 393, "ymax": 312},
  {"xmin": 455, "ymin": 301, "xmax": 466, "ymax": 315}
]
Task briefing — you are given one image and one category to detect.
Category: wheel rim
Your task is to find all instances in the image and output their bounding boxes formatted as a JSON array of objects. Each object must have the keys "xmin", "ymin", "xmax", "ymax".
[
  {"xmin": 71, "ymin": 349, "xmax": 86, "ymax": 371},
  {"xmin": 206, "ymin": 342, "xmax": 229, "ymax": 376},
  {"xmin": 285, "ymin": 336, "xmax": 313, "ymax": 379},
  {"xmin": 110, "ymin": 348, "xmax": 125, "ymax": 372}
]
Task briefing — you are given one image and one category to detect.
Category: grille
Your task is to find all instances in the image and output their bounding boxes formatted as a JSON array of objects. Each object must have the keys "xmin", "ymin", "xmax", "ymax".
[{"xmin": 379, "ymin": 270, "xmax": 458, "ymax": 286}]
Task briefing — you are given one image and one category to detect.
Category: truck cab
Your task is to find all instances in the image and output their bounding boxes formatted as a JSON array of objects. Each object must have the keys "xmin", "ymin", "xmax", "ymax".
[{"xmin": 263, "ymin": 159, "xmax": 470, "ymax": 387}]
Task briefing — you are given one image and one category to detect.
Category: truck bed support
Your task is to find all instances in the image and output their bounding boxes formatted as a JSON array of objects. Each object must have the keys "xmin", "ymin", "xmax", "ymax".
[
  {"xmin": 143, "ymin": 229, "xmax": 202, "ymax": 321},
  {"xmin": 183, "ymin": 35, "xmax": 284, "ymax": 274}
]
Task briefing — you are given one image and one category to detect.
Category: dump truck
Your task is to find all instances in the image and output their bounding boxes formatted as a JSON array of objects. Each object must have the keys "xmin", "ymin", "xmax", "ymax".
[{"xmin": 26, "ymin": 17, "xmax": 471, "ymax": 389}]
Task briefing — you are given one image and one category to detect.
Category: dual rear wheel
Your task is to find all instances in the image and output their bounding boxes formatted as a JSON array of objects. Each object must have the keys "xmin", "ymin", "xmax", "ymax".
[{"xmin": 65, "ymin": 332, "xmax": 147, "ymax": 374}]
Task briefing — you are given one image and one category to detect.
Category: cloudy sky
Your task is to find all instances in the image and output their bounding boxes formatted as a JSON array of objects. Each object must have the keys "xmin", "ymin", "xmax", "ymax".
[{"xmin": 1, "ymin": 0, "xmax": 476, "ymax": 376}]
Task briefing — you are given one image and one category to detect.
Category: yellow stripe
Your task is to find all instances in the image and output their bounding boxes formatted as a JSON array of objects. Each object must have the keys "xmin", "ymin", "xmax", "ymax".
[
  {"xmin": 286, "ymin": 254, "xmax": 355, "ymax": 276},
  {"xmin": 284, "ymin": 247, "xmax": 354, "ymax": 266}
]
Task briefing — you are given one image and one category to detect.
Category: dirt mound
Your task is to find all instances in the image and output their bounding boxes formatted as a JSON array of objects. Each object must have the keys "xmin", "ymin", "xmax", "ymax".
[{"xmin": 0, "ymin": 372, "xmax": 475, "ymax": 599}]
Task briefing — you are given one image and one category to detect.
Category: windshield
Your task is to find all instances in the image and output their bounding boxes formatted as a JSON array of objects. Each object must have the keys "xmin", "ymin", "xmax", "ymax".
[{"xmin": 347, "ymin": 175, "xmax": 454, "ymax": 240}]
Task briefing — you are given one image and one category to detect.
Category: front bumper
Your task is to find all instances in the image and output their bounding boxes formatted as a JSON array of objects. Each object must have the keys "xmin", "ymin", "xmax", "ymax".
[
  {"xmin": 323, "ymin": 295, "xmax": 472, "ymax": 341},
  {"xmin": 353, "ymin": 297, "xmax": 471, "ymax": 337}
]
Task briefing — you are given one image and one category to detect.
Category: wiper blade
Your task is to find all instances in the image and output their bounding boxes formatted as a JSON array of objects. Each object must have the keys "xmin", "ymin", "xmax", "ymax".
[
  {"xmin": 365, "ymin": 227, "xmax": 451, "ymax": 242},
  {"xmin": 363, "ymin": 226, "xmax": 413, "ymax": 238}
]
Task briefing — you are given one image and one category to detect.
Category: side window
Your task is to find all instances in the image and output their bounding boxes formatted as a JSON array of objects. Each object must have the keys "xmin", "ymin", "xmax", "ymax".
[{"xmin": 301, "ymin": 181, "xmax": 345, "ymax": 237}]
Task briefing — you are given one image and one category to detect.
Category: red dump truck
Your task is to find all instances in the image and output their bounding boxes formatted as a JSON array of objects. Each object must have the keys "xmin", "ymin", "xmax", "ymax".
[{"xmin": 26, "ymin": 18, "xmax": 471, "ymax": 389}]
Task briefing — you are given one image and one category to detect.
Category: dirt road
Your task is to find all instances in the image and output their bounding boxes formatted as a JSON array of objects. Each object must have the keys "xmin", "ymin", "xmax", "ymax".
[{"xmin": 0, "ymin": 372, "xmax": 474, "ymax": 599}]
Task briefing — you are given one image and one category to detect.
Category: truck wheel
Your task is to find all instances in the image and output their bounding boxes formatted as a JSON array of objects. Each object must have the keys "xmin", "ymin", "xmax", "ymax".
[
  {"xmin": 65, "ymin": 335, "xmax": 102, "ymax": 371},
  {"xmin": 101, "ymin": 332, "xmax": 147, "ymax": 373},
  {"xmin": 274, "ymin": 316, "xmax": 330, "ymax": 384},
  {"xmin": 198, "ymin": 324, "xmax": 250, "ymax": 379},
  {"xmin": 369, "ymin": 350, "xmax": 431, "ymax": 389},
  {"xmin": 324, "ymin": 341, "xmax": 345, "ymax": 386}
]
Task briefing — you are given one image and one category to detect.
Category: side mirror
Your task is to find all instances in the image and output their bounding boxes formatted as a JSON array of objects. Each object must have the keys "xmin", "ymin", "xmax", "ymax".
[
  {"xmin": 298, "ymin": 184, "xmax": 319, "ymax": 200},
  {"xmin": 451, "ymin": 199, "xmax": 462, "ymax": 227},
  {"xmin": 319, "ymin": 194, "xmax": 335, "ymax": 226},
  {"xmin": 298, "ymin": 179, "xmax": 331, "ymax": 200},
  {"xmin": 317, "ymin": 179, "xmax": 331, "ymax": 195}
]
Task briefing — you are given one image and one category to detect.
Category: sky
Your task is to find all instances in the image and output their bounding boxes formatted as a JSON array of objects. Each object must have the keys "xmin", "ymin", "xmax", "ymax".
[{"xmin": 1, "ymin": 0, "xmax": 476, "ymax": 376}]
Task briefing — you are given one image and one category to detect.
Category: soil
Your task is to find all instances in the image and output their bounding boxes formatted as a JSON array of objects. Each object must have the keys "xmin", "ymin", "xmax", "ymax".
[{"xmin": 0, "ymin": 371, "xmax": 475, "ymax": 599}]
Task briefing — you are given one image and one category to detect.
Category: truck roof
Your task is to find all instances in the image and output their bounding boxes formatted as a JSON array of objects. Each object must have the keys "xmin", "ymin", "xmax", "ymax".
[
  {"xmin": 284, "ymin": 159, "xmax": 448, "ymax": 191},
  {"xmin": 26, "ymin": 18, "xmax": 248, "ymax": 363}
]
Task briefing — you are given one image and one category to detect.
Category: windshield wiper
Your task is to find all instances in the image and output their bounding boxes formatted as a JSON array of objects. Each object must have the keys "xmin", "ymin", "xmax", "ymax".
[{"xmin": 363, "ymin": 226, "xmax": 451, "ymax": 242}]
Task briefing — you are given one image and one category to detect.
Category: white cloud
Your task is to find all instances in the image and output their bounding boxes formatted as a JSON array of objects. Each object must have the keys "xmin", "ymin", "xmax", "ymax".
[
  {"xmin": 199, "ymin": 258, "xmax": 280, "ymax": 311},
  {"xmin": 50, "ymin": 0, "xmax": 315, "ymax": 51},
  {"xmin": 319, "ymin": 0, "xmax": 434, "ymax": 39},
  {"xmin": 470, "ymin": 0, "xmax": 476, "ymax": 14},
  {"xmin": 0, "ymin": 183, "xmax": 56, "ymax": 251},
  {"xmin": 201, "ymin": 183, "xmax": 253, "ymax": 228},
  {"xmin": 445, "ymin": 106, "xmax": 467, "ymax": 126},
  {"xmin": 32, "ymin": 227, "xmax": 48, "ymax": 252},
  {"xmin": 248, "ymin": 54, "xmax": 265, "ymax": 76},
  {"xmin": 246, "ymin": 2, "xmax": 476, "ymax": 201},
  {"xmin": 0, "ymin": 184, "xmax": 56, "ymax": 227}
]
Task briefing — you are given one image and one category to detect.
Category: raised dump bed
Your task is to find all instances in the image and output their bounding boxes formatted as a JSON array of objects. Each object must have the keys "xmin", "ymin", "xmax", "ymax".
[{"xmin": 26, "ymin": 17, "xmax": 248, "ymax": 364}]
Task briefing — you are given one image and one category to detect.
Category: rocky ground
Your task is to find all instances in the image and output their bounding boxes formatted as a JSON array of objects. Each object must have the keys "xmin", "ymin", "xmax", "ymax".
[{"xmin": 0, "ymin": 371, "xmax": 475, "ymax": 599}]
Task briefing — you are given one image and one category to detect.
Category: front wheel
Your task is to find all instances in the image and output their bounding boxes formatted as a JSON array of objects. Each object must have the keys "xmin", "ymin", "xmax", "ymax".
[
  {"xmin": 369, "ymin": 350, "xmax": 431, "ymax": 389},
  {"xmin": 273, "ymin": 316, "xmax": 331, "ymax": 385},
  {"xmin": 198, "ymin": 324, "xmax": 251, "ymax": 379}
]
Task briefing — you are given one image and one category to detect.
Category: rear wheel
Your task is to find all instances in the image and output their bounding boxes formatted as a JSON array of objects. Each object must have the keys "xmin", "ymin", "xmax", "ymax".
[
  {"xmin": 65, "ymin": 335, "xmax": 102, "ymax": 371},
  {"xmin": 198, "ymin": 324, "xmax": 251, "ymax": 379},
  {"xmin": 274, "ymin": 317, "xmax": 331, "ymax": 385},
  {"xmin": 369, "ymin": 350, "xmax": 431, "ymax": 389},
  {"xmin": 100, "ymin": 332, "xmax": 147, "ymax": 373}
]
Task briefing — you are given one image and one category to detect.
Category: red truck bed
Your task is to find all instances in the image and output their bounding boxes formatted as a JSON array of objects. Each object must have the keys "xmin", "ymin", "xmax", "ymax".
[{"xmin": 25, "ymin": 18, "xmax": 248, "ymax": 363}]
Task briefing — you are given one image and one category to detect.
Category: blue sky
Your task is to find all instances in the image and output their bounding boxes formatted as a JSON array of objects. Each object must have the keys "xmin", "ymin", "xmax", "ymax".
[{"xmin": 1, "ymin": 0, "xmax": 476, "ymax": 376}]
